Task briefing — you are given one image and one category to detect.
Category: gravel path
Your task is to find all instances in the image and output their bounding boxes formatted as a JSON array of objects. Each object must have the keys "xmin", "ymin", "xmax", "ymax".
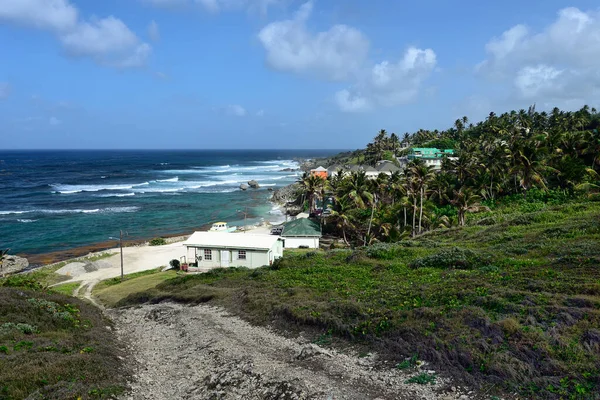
[{"xmin": 111, "ymin": 303, "xmax": 475, "ymax": 400}]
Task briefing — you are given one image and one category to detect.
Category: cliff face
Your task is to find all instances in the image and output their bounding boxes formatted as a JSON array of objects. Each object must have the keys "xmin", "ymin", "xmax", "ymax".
[
  {"xmin": 0, "ymin": 255, "xmax": 29, "ymax": 276},
  {"xmin": 271, "ymin": 183, "xmax": 301, "ymax": 205}
]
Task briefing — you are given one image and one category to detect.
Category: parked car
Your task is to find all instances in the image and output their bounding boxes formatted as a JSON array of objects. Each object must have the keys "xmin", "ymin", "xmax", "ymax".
[{"xmin": 271, "ymin": 226, "xmax": 284, "ymax": 235}]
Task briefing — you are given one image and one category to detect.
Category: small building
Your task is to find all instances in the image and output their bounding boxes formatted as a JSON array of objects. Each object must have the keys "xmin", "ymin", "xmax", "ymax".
[
  {"xmin": 281, "ymin": 218, "xmax": 321, "ymax": 249},
  {"xmin": 310, "ymin": 166, "xmax": 328, "ymax": 179},
  {"xmin": 377, "ymin": 162, "xmax": 401, "ymax": 174},
  {"xmin": 327, "ymin": 164, "xmax": 342, "ymax": 177},
  {"xmin": 405, "ymin": 148, "xmax": 455, "ymax": 170},
  {"xmin": 362, "ymin": 165, "xmax": 379, "ymax": 178},
  {"xmin": 183, "ymin": 232, "xmax": 283, "ymax": 269}
]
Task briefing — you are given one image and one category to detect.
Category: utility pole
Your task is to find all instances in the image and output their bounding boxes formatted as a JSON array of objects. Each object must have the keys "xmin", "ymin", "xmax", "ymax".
[
  {"xmin": 119, "ymin": 230, "xmax": 124, "ymax": 281},
  {"xmin": 109, "ymin": 232, "xmax": 126, "ymax": 281},
  {"xmin": 237, "ymin": 207, "xmax": 248, "ymax": 233}
]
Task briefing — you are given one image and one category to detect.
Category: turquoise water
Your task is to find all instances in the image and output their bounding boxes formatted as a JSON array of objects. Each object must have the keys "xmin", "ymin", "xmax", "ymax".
[{"xmin": 0, "ymin": 150, "xmax": 338, "ymax": 257}]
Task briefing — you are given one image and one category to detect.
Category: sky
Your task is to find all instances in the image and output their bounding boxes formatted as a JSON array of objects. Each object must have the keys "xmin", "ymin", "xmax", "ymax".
[{"xmin": 1, "ymin": 0, "xmax": 600, "ymax": 149}]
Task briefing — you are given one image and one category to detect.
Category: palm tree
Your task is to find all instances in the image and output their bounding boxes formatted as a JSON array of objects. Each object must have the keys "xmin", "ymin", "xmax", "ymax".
[
  {"xmin": 339, "ymin": 171, "xmax": 373, "ymax": 209},
  {"xmin": 299, "ymin": 174, "xmax": 326, "ymax": 213},
  {"xmin": 510, "ymin": 140, "xmax": 555, "ymax": 199},
  {"xmin": 584, "ymin": 129, "xmax": 600, "ymax": 170},
  {"xmin": 409, "ymin": 161, "xmax": 435, "ymax": 234},
  {"xmin": 328, "ymin": 200, "xmax": 355, "ymax": 246},
  {"xmin": 448, "ymin": 187, "xmax": 488, "ymax": 226}
]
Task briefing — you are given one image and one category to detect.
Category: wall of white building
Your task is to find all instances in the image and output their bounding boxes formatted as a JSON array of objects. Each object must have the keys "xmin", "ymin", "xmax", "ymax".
[
  {"xmin": 185, "ymin": 241, "xmax": 283, "ymax": 269},
  {"xmin": 283, "ymin": 237, "xmax": 320, "ymax": 249}
]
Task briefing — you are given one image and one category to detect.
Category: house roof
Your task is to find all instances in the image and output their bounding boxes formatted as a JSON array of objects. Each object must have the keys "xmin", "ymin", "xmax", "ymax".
[
  {"xmin": 409, "ymin": 148, "xmax": 455, "ymax": 158},
  {"xmin": 362, "ymin": 165, "xmax": 378, "ymax": 172},
  {"xmin": 377, "ymin": 163, "xmax": 400, "ymax": 172},
  {"xmin": 311, "ymin": 166, "xmax": 327, "ymax": 172},
  {"xmin": 184, "ymin": 232, "xmax": 280, "ymax": 250},
  {"xmin": 348, "ymin": 164, "xmax": 362, "ymax": 171},
  {"xmin": 281, "ymin": 218, "xmax": 321, "ymax": 237}
]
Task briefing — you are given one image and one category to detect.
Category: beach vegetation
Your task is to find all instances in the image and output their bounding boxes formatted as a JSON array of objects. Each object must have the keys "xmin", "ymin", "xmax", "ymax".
[{"xmin": 149, "ymin": 237, "xmax": 167, "ymax": 246}]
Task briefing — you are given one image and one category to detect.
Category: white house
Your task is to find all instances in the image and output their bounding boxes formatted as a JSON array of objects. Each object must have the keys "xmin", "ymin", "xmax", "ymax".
[
  {"xmin": 280, "ymin": 218, "xmax": 321, "ymax": 249},
  {"xmin": 183, "ymin": 232, "xmax": 283, "ymax": 269}
]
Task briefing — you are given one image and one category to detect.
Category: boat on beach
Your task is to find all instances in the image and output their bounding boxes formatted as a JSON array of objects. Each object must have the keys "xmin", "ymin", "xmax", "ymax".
[{"xmin": 208, "ymin": 222, "xmax": 237, "ymax": 233}]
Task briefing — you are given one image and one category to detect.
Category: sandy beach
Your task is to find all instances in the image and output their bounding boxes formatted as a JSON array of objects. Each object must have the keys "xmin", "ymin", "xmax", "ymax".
[{"xmin": 51, "ymin": 225, "xmax": 274, "ymax": 295}]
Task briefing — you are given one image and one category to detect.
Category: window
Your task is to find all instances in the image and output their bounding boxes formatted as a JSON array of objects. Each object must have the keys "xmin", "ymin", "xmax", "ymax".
[
  {"xmin": 204, "ymin": 249, "xmax": 212, "ymax": 261},
  {"xmin": 238, "ymin": 250, "xmax": 247, "ymax": 260}
]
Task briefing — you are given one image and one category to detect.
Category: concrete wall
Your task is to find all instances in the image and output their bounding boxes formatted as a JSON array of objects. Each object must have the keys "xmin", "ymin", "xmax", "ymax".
[
  {"xmin": 283, "ymin": 237, "xmax": 320, "ymax": 249},
  {"xmin": 185, "ymin": 242, "xmax": 283, "ymax": 269}
]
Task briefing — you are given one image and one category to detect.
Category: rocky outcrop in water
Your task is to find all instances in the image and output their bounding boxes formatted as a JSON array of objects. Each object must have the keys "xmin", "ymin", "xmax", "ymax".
[
  {"xmin": 248, "ymin": 180, "xmax": 260, "ymax": 189},
  {"xmin": 0, "ymin": 255, "xmax": 29, "ymax": 276},
  {"xmin": 239, "ymin": 183, "xmax": 248, "ymax": 191}
]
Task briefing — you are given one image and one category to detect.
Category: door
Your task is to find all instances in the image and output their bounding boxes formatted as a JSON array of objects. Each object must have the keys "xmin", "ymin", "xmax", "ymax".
[{"xmin": 220, "ymin": 250, "xmax": 230, "ymax": 267}]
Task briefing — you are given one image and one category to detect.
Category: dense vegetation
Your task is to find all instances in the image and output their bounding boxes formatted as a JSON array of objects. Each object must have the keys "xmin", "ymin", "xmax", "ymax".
[
  {"xmin": 299, "ymin": 105, "xmax": 600, "ymax": 246},
  {"xmin": 0, "ymin": 277, "xmax": 127, "ymax": 399},
  {"xmin": 114, "ymin": 197, "xmax": 600, "ymax": 399}
]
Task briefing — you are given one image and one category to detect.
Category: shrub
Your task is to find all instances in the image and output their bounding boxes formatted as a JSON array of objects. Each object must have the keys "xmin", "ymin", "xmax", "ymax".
[
  {"xmin": 0, "ymin": 275, "xmax": 45, "ymax": 291},
  {"xmin": 405, "ymin": 372, "xmax": 436, "ymax": 385},
  {"xmin": 1, "ymin": 322, "xmax": 38, "ymax": 334},
  {"xmin": 169, "ymin": 259, "xmax": 180, "ymax": 270},
  {"xmin": 396, "ymin": 354, "xmax": 419, "ymax": 370},
  {"xmin": 476, "ymin": 217, "xmax": 497, "ymax": 226},
  {"xmin": 409, "ymin": 247, "xmax": 488, "ymax": 270},
  {"xmin": 366, "ymin": 243, "xmax": 408, "ymax": 260},
  {"xmin": 149, "ymin": 237, "xmax": 167, "ymax": 246}
]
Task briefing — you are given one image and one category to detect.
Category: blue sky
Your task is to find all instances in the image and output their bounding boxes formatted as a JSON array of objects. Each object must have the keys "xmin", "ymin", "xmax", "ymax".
[{"xmin": 1, "ymin": 0, "xmax": 599, "ymax": 149}]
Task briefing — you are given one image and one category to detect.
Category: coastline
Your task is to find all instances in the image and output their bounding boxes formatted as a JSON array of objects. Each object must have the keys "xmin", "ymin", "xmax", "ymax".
[{"xmin": 23, "ymin": 196, "xmax": 287, "ymax": 268}]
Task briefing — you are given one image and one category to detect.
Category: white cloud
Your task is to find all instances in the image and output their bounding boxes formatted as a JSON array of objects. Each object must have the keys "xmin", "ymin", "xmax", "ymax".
[
  {"xmin": 256, "ymin": 109, "xmax": 265, "ymax": 117},
  {"xmin": 258, "ymin": 1, "xmax": 369, "ymax": 80},
  {"xmin": 257, "ymin": 2, "xmax": 435, "ymax": 112},
  {"xmin": 336, "ymin": 47, "xmax": 437, "ymax": 112},
  {"xmin": 479, "ymin": 7, "xmax": 600, "ymax": 100},
  {"xmin": 0, "ymin": 0, "xmax": 78, "ymax": 31},
  {"xmin": 335, "ymin": 90, "xmax": 368, "ymax": 112},
  {"xmin": 49, "ymin": 116, "xmax": 61, "ymax": 126},
  {"xmin": 0, "ymin": 0, "xmax": 151, "ymax": 68},
  {"xmin": 148, "ymin": 20, "xmax": 160, "ymax": 41},
  {"xmin": 0, "ymin": 82, "xmax": 10, "ymax": 99},
  {"xmin": 227, "ymin": 104, "xmax": 247, "ymax": 117}
]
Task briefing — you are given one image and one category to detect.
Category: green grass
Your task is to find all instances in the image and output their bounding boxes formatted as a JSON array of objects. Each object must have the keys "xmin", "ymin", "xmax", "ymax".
[
  {"xmin": 108, "ymin": 200, "xmax": 600, "ymax": 399},
  {"xmin": 0, "ymin": 287, "xmax": 127, "ymax": 399},
  {"xmin": 49, "ymin": 282, "xmax": 81, "ymax": 297},
  {"xmin": 93, "ymin": 270, "xmax": 178, "ymax": 308}
]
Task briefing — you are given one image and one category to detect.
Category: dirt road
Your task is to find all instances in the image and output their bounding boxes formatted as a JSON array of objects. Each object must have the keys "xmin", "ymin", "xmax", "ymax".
[{"xmin": 112, "ymin": 303, "xmax": 472, "ymax": 400}]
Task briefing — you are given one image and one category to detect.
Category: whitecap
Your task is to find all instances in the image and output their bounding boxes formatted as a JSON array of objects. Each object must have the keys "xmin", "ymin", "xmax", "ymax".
[
  {"xmin": 0, "ymin": 210, "xmax": 27, "ymax": 215},
  {"xmin": 97, "ymin": 193, "xmax": 135, "ymax": 198},
  {"xmin": 156, "ymin": 177, "xmax": 179, "ymax": 183},
  {"xmin": 17, "ymin": 219, "xmax": 38, "ymax": 223}
]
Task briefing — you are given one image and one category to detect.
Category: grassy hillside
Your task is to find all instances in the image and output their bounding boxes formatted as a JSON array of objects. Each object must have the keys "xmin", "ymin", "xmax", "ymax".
[
  {"xmin": 111, "ymin": 200, "xmax": 600, "ymax": 399},
  {"xmin": 0, "ymin": 281, "xmax": 127, "ymax": 399}
]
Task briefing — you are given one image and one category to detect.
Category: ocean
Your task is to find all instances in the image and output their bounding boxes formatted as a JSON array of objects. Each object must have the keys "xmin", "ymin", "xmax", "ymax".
[{"xmin": 0, "ymin": 150, "xmax": 338, "ymax": 261}]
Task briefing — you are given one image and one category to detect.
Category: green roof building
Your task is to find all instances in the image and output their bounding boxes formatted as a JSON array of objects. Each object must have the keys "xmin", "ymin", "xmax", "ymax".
[
  {"xmin": 281, "ymin": 218, "xmax": 321, "ymax": 249},
  {"xmin": 406, "ymin": 147, "xmax": 455, "ymax": 170}
]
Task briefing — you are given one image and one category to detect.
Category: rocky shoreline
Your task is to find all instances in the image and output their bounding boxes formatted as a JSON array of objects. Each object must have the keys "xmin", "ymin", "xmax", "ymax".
[
  {"xmin": 0, "ymin": 254, "xmax": 29, "ymax": 277},
  {"xmin": 270, "ymin": 182, "xmax": 303, "ymax": 218}
]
